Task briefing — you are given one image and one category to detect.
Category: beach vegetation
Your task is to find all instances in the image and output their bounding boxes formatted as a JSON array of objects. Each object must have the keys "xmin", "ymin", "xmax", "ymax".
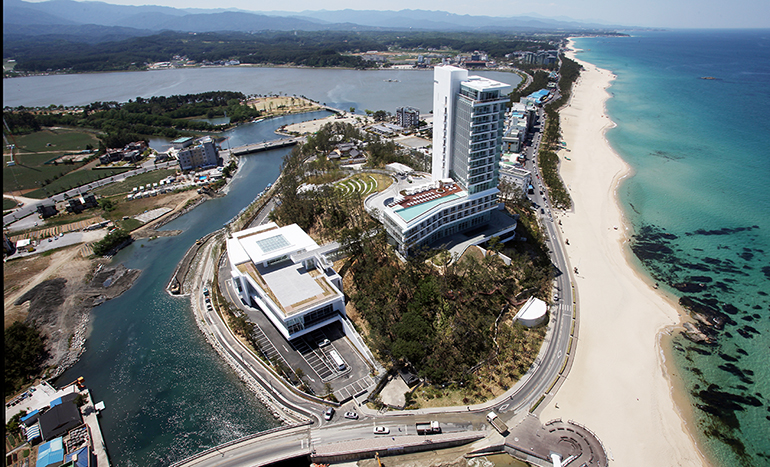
[{"xmin": 535, "ymin": 54, "xmax": 583, "ymax": 209}]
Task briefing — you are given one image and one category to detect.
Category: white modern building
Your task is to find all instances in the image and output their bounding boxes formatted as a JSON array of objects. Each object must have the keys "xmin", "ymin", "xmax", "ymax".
[
  {"xmin": 177, "ymin": 136, "xmax": 218, "ymax": 171},
  {"xmin": 370, "ymin": 66, "xmax": 514, "ymax": 255},
  {"xmin": 226, "ymin": 223, "xmax": 345, "ymax": 340}
]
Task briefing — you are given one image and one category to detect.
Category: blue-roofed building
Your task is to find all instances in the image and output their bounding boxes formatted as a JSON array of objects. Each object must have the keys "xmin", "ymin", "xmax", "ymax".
[
  {"xmin": 521, "ymin": 89, "xmax": 551, "ymax": 106},
  {"xmin": 37, "ymin": 437, "xmax": 65, "ymax": 467},
  {"xmin": 65, "ymin": 446, "xmax": 92, "ymax": 467}
]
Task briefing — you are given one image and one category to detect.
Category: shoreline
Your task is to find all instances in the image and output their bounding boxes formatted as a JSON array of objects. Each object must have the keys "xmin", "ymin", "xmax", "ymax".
[{"xmin": 538, "ymin": 39, "xmax": 708, "ymax": 466}]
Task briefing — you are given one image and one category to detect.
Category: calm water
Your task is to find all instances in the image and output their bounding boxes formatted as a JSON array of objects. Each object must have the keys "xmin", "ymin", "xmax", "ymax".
[
  {"xmin": 38, "ymin": 67, "xmax": 516, "ymax": 465},
  {"xmin": 574, "ymin": 31, "xmax": 770, "ymax": 467},
  {"xmin": 2, "ymin": 66, "xmax": 520, "ymax": 116},
  {"xmin": 55, "ymin": 112, "xmax": 322, "ymax": 466}
]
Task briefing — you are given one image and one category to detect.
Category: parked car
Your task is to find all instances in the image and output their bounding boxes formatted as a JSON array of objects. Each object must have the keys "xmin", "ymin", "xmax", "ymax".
[
  {"xmin": 344, "ymin": 412, "xmax": 359, "ymax": 420},
  {"xmin": 317, "ymin": 338, "xmax": 330, "ymax": 347},
  {"xmin": 373, "ymin": 426, "xmax": 389, "ymax": 435},
  {"xmin": 324, "ymin": 407, "xmax": 335, "ymax": 421}
]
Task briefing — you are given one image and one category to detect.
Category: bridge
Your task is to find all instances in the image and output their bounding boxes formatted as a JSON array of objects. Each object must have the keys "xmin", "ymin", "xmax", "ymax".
[{"xmin": 229, "ymin": 137, "xmax": 305, "ymax": 156}]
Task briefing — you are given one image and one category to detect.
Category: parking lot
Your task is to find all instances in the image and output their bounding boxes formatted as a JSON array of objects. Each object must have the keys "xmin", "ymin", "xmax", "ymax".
[{"xmin": 218, "ymin": 270, "xmax": 376, "ymax": 402}]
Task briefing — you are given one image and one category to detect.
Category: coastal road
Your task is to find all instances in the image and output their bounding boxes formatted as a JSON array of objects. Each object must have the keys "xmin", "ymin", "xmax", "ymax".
[
  {"xmin": 3, "ymin": 160, "xmax": 178, "ymax": 228},
  {"xmin": 175, "ymin": 107, "xmax": 578, "ymax": 466}
]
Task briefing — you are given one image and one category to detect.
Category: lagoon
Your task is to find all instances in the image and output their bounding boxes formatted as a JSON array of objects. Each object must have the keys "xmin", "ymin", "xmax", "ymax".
[{"xmin": 2, "ymin": 66, "xmax": 521, "ymax": 115}]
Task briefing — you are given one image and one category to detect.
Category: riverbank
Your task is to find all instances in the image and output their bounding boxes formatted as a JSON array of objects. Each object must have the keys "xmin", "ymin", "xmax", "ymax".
[{"xmin": 537, "ymin": 40, "xmax": 707, "ymax": 466}]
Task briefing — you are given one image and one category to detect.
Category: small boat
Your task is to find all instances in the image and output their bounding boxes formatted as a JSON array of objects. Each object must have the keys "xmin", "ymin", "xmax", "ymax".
[{"xmin": 700, "ymin": 76, "xmax": 717, "ymax": 80}]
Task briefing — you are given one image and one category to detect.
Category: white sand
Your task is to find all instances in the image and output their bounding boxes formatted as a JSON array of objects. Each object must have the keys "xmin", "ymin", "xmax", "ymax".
[{"xmin": 538, "ymin": 40, "xmax": 708, "ymax": 466}]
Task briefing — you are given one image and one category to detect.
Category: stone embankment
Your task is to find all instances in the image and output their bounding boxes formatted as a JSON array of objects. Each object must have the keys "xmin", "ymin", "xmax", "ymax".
[{"xmin": 181, "ymin": 233, "xmax": 309, "ymax": 425}]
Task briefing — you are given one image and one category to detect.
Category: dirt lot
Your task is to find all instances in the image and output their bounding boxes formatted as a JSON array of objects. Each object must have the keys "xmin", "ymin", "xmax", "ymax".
[{"xmin": 3, "ymin": 187, "xmax": 203, "ymax": 379}]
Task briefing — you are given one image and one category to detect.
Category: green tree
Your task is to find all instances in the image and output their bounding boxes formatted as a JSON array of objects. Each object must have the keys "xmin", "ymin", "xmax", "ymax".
[{"xmin": 5, "ymin": 322, "xmax": 45, "ymax": 396}]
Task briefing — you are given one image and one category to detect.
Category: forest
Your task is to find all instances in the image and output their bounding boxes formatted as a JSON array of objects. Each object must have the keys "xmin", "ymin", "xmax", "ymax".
[
  {"xmin": 4, "ymin": 91, "xmax": 260, "ymax": 149},
  {"xmin": 269, "ymin": 122, "xmax": 553, "ymax": 385},
  {"xmin": 4, "ymin": 30, "xmax": 562, "ymax": 74}
]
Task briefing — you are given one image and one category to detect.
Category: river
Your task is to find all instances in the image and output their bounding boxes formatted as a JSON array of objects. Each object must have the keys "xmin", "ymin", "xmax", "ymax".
[{"xmin": 28, "ymin": 67, "xmax": 521, "ymax": 466}]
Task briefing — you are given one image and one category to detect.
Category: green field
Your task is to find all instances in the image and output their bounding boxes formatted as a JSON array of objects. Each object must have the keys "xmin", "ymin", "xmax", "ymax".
[
  {"xmin": 3, "ymin": 128, "xmax": 102, "ymax": 196},
  {"xmin": 23, "ymin": 168, "xmax": 132, "ymax": 199},
  {"xmin": 93, "ymin": 169, "xmax": 177, "ymax": 197},
  {"xmin": 3, "ymin": 197, "xmax": 17, "ymax": 210},
  {"xmin": 11, "ymin": 128, "xmax": 99, "ymax": 154}
]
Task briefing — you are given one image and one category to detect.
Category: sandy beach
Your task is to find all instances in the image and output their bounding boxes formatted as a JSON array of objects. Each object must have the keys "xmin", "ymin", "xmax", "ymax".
[{"xmin": 538, "ymin": 40, "xmax": 707, "ymax": 466}]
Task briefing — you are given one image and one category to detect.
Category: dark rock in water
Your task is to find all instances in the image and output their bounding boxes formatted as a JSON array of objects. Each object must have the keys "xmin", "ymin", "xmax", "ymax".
[
  {"xmin": 752, "ymin": 313, "xmax": 761, "ymax": 319},
  {"xmin": 724, "ymin": 331, "xmax": 733, "ymax": 338},
  {"xmin": 718, "ymin": 363, "xmax": 754, "ymax": 384},
  {"xmin": 719, "ymin": 353, "xmax": 740, "ymax": 362},
  {"xmin": 751, "ymin": 305, "xmax": 762, "ymax": 310},
  {"xmin": 680, "ymin": 296, "xmax": 732, "ymax": 329},
  {"xmin": 682, "ymin": 262, "xmax": 712, "ymax": 272},
  {"xmin": 690, "ymin": 275, "xmax": 713, "ymax": 283},
  {"xmin": 722, "ymin": 304, "xmax": 740, "ymax": 315},
  {"xmin": 736, "ymin": 348, "xmax": 748, "ymax": 356},
  {"xmin": 761, "ymin": 265, "xmax": 770, "ymax": 280},
  {"xmin": 691, "ymin": 368, "xmax": 703, "ymax": 376},
  {"xmin": 736, "ymin": 328, "xmax": 754, "ymax": 339},
  {"xmin": 758, "ymin": 290, "xmax": 768, "ymax": 296},
  {"xmin": 738, "ymin": 251, "xmax": 754, "ymax": 261},
  {"xmin": 736, "ymin": 385, "xmax": 748, "ymax": 391},
  {"xmin": 740, "ymin": 315, "xmax": 754, "ymax": 322},
  {"xmin": 713, "ymin": 282, "xmax": 734, "ymax": 292},
  {"xmin": 672, "ymin": 282, "xmax": 707, "ymax": 293},
  {"xmin": 695, "ymin": 384, "xmax": 763, "ymax": 434},
  {"xmin": 690, "ymin": 346, "xmax": 713, "ymax": 355},
  {"xmin": 742, "ymin": 325, "xmax": 760, "ymax": 335}
]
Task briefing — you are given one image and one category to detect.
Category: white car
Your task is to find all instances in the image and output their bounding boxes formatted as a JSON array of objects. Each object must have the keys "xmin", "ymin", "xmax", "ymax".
[
  {"xmin": 373, "ymin": 426, "xmax": 389, "ymax": 435},
  {"xmin": 344, "ymin": 412, "xmax": 359, "ymax": 420}
]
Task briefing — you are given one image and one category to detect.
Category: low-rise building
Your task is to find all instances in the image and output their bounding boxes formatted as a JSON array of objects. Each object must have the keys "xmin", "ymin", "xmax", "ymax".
[
  {"xmin": 226, "ymin": 223, "xmax": 345, "ymax": 340},
  {"xmin": 37, "ymin": 204, "xmax": 58, "ymax": 219},
  {"xmin": 499, "ymin": 160, "xmax": 532, "ymax": 192},
  {"xmin": 171, "ymin": 136, "xmax": 195, "ymax": 150},
  {"xmin": 66, "ymin": 193, "xmax": 98, "ymax": 214}
]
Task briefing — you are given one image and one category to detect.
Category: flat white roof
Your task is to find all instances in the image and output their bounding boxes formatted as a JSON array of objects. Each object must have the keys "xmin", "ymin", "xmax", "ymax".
[
  {"xmin": 463, "ymin": 75, "xmax": 512, "ymax": 94},
  {"xmin": 230, "ymin": 222, "xmax": 319, "ymax": 265}
]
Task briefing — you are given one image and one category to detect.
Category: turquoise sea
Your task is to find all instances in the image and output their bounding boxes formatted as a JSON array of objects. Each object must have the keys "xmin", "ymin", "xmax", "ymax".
[{"xmin": 574, "ymin": 31, "xmax": 770, "ymax": 466}]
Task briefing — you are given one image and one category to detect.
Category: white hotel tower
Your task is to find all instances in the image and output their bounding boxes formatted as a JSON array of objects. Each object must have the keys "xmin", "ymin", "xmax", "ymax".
[{"xmin": 370, "ymin": 66, "xmax": 512, "ymax": 255}]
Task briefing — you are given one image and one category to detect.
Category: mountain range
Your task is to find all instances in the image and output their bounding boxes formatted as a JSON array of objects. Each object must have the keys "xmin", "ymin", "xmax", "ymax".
[{"xmin": 3, "ymin": 0, "xmax": 623, "ymax": 40}]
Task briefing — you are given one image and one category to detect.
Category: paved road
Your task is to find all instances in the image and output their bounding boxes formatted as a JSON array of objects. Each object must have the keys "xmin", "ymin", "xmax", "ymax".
[
  {"xmin": 175, "ymin": 105, "xmax": 579, "ymax": 466},
  {"xmin": 3, "ymin": 160, "xmax": 178, "ymax": 228}
]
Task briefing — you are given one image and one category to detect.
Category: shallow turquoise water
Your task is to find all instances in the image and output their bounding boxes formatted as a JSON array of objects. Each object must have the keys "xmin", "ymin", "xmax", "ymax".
[{"xmin": 574, "ymin": 31, "xmax": 770, "ymax": 466}]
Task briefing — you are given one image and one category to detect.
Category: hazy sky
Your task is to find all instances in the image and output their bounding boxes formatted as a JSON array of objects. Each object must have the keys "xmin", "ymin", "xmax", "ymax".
[{"xmin": 28, "ymin": 0, "xmax": 770, "ymax": 28}]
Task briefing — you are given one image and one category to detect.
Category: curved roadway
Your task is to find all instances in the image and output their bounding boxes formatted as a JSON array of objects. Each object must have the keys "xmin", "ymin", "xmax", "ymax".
[{"xmin": 172, "ymin": 108, "xmax": 579, "ymax": 466}]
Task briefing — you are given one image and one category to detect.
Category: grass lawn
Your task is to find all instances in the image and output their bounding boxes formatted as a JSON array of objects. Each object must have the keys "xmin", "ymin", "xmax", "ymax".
[
  {"xmin": 3, "ymin": 197, "xmax": 17, "ymax": 210},
  {"xmin": 3, "ymin": 128, "xmax": 102, "ymax": 194},
  {"xmin": 11, "ymin": 128, "xmax": 99, "ymax": 154},
  {"xmin": 24, "ymin": 167, "xmax": 132, "ymax": 199},
  {"xmin": 334, "ymin": 172, "xmax": 392, "ymax": 198},
  {"xmin": 93, "ymin": 169, "xmax": 177, "ymax": 197}
]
